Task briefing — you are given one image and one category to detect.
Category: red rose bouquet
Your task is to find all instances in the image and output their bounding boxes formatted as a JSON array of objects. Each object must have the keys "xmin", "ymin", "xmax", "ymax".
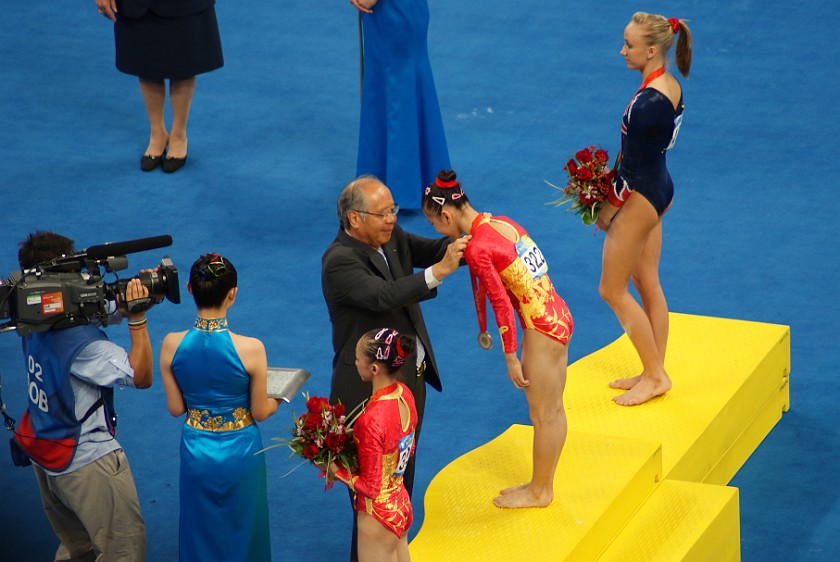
[
  {"xmin": 547, "ymin": 146, "xmax": 617, "ymax": 226},
  {"xmin": 261, "ymin": 393, "xmax": 361, "ymax": 489}
]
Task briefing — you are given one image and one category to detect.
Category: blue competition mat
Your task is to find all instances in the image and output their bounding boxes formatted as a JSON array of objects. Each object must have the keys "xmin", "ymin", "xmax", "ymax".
[{"xmin": 0, "ymin": 2, "xmax": 838, "ymax": 560}]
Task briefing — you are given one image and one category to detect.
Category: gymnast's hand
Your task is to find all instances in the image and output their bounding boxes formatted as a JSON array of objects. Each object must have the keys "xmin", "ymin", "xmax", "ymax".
[
  {"xmin": 505, "ymin": 353, "xmax": 529, "ymax": 389},
  {"xmin": 596, "ymin": 201, "xmax": 620, "ymax": 231},
  {"xmin": 95, "ymin": 0, "xmax": 117, "ymax": 22},
  {"xmin": 350, "ymin": 0, "xmax": 378, "ymax": 15}
]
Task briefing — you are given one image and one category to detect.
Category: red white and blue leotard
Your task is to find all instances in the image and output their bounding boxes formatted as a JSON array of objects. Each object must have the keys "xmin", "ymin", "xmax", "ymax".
[
  {"xmin": 334, "ymin": 382, "xmax": 417, "ymax": 538},
  {"xmin": 609, "ymin": 87, "xmax": 685, "ymax": 216},
  {"xmin": 466, "ymin": 214, "xmax": 573, "ymax": 353}
]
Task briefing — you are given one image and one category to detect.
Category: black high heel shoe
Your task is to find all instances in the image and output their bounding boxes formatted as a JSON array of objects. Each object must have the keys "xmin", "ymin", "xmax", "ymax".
[
  {"xmin": 140, "ymin": 153, "xmax": 164, "ymax": 172},
  {"xmin": 162, "ymin": 154, "xmax": 187, "ymax": 173}
]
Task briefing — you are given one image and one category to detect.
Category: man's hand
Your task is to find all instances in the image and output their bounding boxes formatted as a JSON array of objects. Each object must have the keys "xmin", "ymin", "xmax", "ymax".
[
  {"xmin": 122, "ymin": 278, "xmax": 153, "ymax": 388},
  {"xmin": 431, "ymin": 235, "xmax": 470, "ymax": 281},
  {"xmin": 118, "ymin": 278, "xmax": 150, "ymax": 322}
]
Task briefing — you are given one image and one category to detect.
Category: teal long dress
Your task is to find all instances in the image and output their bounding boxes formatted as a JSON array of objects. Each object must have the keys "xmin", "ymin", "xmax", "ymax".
[{"xmin": 170, "ymin": 317, "xmax": 271, "ymax": 562}]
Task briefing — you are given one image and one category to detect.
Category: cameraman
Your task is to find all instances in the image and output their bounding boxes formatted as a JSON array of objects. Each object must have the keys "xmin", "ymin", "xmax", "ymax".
[{"xmin": 12, "ymin": 231, "xmax": 155, "ymax": 562}]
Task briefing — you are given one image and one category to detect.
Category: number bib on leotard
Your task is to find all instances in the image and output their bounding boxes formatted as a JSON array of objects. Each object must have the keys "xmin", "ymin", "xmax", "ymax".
[
  {"xmin": 393, "ymin": 431, "xmax": 415, "ymax": 476},
  {"xmin": 516, "ymin": 236, "xmax": 548, "ymax": 279},
  {"xmin": 665, "ymin": 113, "xmax": 683, "ymax": 152}
]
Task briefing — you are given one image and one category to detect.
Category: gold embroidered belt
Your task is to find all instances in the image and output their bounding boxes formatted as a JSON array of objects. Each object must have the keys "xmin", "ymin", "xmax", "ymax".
[{"xmin": 186, "ymin": 407, "xmax": 254, "ymax": 432}]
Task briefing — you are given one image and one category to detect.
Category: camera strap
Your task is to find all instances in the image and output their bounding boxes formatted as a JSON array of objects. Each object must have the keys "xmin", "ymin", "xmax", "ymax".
[{"xmin": 0, "ymin": 367, "xmax": 17, "ymax": 433}]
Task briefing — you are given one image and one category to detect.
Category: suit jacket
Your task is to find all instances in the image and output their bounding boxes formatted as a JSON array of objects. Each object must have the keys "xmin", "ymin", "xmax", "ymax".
[
  {"xmin": 321, "ymin": 225, "xmax": 449, "ymax": 413},
  {"xmin": 117, "ymin": 0, "xmax": 214, "ymax": 19}
]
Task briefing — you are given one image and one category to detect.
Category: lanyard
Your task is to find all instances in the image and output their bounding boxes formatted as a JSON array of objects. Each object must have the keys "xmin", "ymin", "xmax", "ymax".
[{"xmin": 639, "ymin": 66, "xmax": 665, "ymax": 91}]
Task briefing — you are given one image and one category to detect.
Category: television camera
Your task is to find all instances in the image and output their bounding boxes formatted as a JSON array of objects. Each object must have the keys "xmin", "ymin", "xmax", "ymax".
[{"xmin": 0, "ymin": 235, "xmax": 180, "ymax": 336}]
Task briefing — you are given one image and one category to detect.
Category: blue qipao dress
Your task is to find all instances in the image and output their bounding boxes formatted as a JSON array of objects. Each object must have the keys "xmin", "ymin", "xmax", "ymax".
[
  {"xmin": 170, "ymin": 317, "xmax": 271, "ymax": 562},
  {"xmin": 356, "ymin": 0, "xmax": 450, "ymax": 209}
]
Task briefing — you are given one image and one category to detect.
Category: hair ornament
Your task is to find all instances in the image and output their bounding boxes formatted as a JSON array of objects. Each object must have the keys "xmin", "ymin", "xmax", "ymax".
[
  {"xmin": 424, "ymin": 186, "xmax": 432, "ymax": 195},
  {"xmin": 667, "ymin": 17, "xmax": 680, "ymax": 33},
  {"xmin": 450, "ymin": 190, "xmax": 464, "ymax": 201},
  {"xmin": 199, "ymin": 253, "xmax": 227, "ymax": 280},
  {"xmin": 435, "ymin": 177, "xmax": 459, "ymax": 189},
  {"xmin": 431, "ymin": 196, "xmax": 446, "ymax": 206},
  {"xmin": 373, "ymin": 328, "xmax": 405, "ymax": 368}
]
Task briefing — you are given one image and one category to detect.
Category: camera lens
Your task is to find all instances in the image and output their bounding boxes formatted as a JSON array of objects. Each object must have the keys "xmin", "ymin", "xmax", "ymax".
[{"xmin": 137, "ymin": 271, "xmax": 159, "ymax": 295}]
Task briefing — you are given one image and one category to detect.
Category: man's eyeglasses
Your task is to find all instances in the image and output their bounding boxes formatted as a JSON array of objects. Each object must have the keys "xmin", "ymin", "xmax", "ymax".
[{"xmin": 352, "ymin": 205, "xmax": 400, "ymax": 220}]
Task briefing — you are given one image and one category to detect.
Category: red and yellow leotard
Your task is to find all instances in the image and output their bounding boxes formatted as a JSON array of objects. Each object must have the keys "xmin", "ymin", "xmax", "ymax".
[
  {"xmin": 466, "ymin": 214, "xmax": 573, "ymax": 353},
  {"xmin": 334, "ymin": 382, "xmax": 417, "ymax": 538}
]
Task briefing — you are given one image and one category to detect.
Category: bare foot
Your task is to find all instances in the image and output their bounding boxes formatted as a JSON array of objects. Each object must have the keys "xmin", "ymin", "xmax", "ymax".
[
  {"xmin": 493, "ymin": 486, "xmax": 553, "ymax": 509},
  {"xmin": 499, "ymin": 483, "xmax": 529, "ymax": 496},
  {"xmin": 612, "ymin": 374, "xmax": 671, "ymax": 406},
  {"xmin": 608, "ymin": 375, "xmax": 641, "ymax": 390}
]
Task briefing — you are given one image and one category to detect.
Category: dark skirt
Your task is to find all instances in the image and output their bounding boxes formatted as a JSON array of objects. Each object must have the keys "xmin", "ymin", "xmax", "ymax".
[{"xmin": 115, "ymin": 7, "xmax": 223, "ymax": 80}]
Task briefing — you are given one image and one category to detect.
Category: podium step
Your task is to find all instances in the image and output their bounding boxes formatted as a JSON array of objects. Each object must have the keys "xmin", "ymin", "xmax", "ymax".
[
  {"xmin": 410, "ymin": 427, "xmax": 663, "ymax": 562},
  {"xmin": 564, "ymin": 313, "xmax": 789, "ymax": 484},
  {"xmin": 410, "ymin": 314, "xmax": 790, "ymax": 560},
  {"xmin": 598, "ymin": 480, "xmax": 740, "ymax": 562}
]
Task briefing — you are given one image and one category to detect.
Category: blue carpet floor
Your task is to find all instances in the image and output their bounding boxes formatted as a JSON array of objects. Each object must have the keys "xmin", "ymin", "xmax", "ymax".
[{"xmin": 1, "ymin": 1, "xmax": 838, "ymax": 561}]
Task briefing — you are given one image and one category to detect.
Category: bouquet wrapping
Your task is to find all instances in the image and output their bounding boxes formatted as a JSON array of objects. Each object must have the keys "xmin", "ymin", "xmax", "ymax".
[
  {"xmin": 547, "ymin": 146, "xmax": 617, "ymax": 226},
  {"xmin": 261, "ymin": 394, "xmax": 359, "ymax": 489}
]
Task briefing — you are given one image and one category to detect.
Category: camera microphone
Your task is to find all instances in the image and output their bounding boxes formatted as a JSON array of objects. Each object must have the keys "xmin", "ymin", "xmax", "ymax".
[{"xmin": 85, "ymin": 235, "xmax": 173, "ymax": 260}]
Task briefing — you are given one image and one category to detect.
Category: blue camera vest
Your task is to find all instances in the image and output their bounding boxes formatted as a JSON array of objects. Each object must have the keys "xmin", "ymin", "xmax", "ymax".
[{"xmin": 15, "ymin": 324, "xmax": 112, "ymax": 472}]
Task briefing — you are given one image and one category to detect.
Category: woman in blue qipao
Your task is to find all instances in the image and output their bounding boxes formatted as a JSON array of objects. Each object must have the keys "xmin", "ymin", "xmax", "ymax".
[
  {"xmin": 351, "ymin": 0, "xmax": 450, "ymax": 209},
  {"xmin": 160, "ymin": 254, "xmax": 280, "ymax": 562}
]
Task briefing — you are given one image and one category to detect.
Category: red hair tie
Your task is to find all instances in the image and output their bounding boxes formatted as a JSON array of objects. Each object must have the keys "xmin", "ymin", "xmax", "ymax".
[
  {"xmin": 668, "ymin": 17, "xmax": 680, "ymax": 33},
  {"xmin": 435, "ymin": 177, "xmax": 458, "ymax": 189}
]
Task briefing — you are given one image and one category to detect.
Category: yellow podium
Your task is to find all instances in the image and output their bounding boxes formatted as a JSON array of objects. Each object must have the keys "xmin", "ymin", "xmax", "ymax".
[{"xmin": 410, "ymin": 313, "xmax": 789, "ymax": 561}]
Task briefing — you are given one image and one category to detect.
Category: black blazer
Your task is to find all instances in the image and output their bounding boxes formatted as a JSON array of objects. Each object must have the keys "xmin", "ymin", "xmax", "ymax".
[
  {"xmin": 321, "ymin": 225, "xmax": 449, "ymax": 412},
  {"xmin": 117, "ymin": 0, "xmax": 214, "ymax": 19}
]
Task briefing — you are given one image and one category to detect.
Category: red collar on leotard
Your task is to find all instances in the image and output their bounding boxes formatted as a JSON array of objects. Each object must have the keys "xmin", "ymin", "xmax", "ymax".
[
  {"xmin": 369, "ymin": 382, "xmax": 400, "ymax": 405},
  {"xmin": 639, "ymin": 66, "xmax": 665, "ymax": 91},
  {"xmin": 469, "ymin": 213, "xmax": 490, "ymax": 235}
]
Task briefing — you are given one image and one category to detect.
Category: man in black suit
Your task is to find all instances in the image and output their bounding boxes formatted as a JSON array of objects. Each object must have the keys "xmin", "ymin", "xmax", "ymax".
[{"xmin": 322, "ymin": 175, "xmax": 468, "ymax": 559}]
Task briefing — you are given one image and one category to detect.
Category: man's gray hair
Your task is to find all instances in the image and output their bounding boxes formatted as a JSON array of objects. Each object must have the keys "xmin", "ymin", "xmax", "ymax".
[{"xmin": 337, "ymin": 175, "xmax": 379, "ymax": 230}]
